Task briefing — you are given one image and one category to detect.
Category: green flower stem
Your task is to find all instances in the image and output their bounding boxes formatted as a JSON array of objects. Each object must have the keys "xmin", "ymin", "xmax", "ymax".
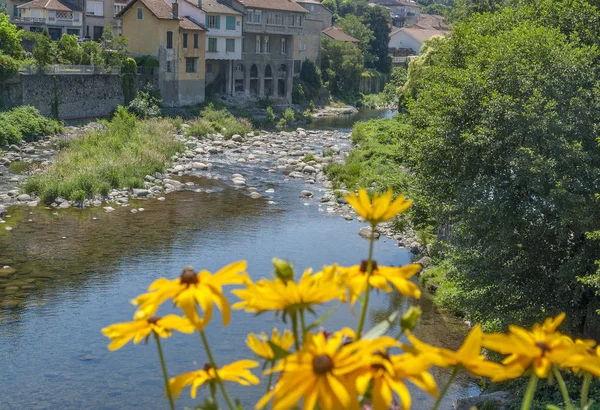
[
  {"xmin": 521, "ymin": 373, "xmax": 539, "ymax": 410},
  {"xmin": 265, "ymin": 361, "xmax": 274, "ymax": 395},
  {"xmin": 552, "ymin": 366, "xmax": 574, "ymax": 410},
  {"xmin": 153, "ymin": 332, "xmax": 176, "ymax": 410},
  {"xmin": 291, "ymin": 311, "xmax": 301, "ymax": 351},
  {"xmin": 200, "ymin": 331, "xmax": 236, "ymax": 410},
  {"xmin": 299, "ymin": 308, "xmax": 307, "ymax": 340},
  {"xmin": 581, "ymin": 372, "xmax": 592, "ymax": 409},
  {"xmin": 356, "ymin": 225, "xmax": 376, "ymax": 339},
  {"xmin": 431, "ymin": 366, "xmax": 459, "ymax": 410}
]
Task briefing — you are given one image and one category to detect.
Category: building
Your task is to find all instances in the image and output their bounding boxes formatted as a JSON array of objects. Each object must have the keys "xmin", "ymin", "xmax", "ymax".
[
  {"xmin": 369, "ymin": 0, "xmax": 420, "ymax": 27},
  {"xmin": 85, "ymin": 0, "xmax": 128, "ymax": 39},
  {"xmin": 118, "ymin": 0, "xmax": 207, "ymax": 106},
  {"xmin": 177, "ymin": 0, "xmax": 242, "ymax": 95},
  {"xmin": 13, "ymin": 0, "xmax": 84, "ymax": 39},
  {"xmin": 416, "ymin": 13, "xmax": 448, "ymax": 30},
  {"xmin": 321, "ymin": 26, "xmax": 359, "ymax": 46},
  {"xmin": 389, "ymin": 24, "xmax": 447, "ymax": 64},
  {"xmin": 294, "ymin": 0, "xmax": 332, "ymax": 65},
  {"xmin": 228, "ymin": 0, "xmax": 308, "ymax": 102}
]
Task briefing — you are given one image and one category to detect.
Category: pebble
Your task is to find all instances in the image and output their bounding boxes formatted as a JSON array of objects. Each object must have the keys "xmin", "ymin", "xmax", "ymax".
[
  {"xmin": 103, "ymin": 207, "xmax": 115, "ymax": 213},
  {"xmin": 300, "ymin": 190, "xmax": 314, "ymax": 198}
]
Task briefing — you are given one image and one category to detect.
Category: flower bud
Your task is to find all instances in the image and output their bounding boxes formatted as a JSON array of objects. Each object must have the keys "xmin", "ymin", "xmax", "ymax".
[
  {"xmin": 400, "ymin": 306, "xmax": 422, "ymax": 332},
  {"xmin": 273, "ymin": 258, "xmax": 294, "ymax": 281}
]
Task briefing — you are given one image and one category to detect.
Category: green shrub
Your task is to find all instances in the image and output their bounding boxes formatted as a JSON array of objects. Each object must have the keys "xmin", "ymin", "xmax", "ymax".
[
  {"xmin": 171, "ymin": 116, "xmax": 184, "ymax": 131},
  {"xmin": 265, "ymin": 106, "xmax": 275, "ymax": 123},
  {"xmin": 127, "ymin": 84, "xmax": 162, "ymax": 119},
  {"xmin": 277, "ymin": 118, "xmax": 287, "ymax": 128},
  {"xmin": 185, "ymin": 119, "xmax": 213, "ymax": 138},
  {"xmin": 282, "ymin": 108, "xmax": 295, "ymax": 123},
  {"xmin": 322, "ymin": 149, "xmax": 334, "ymax": 157},
  {"xmin": 190, "ymin": 104, "xmax": 253, "ymax": 138},
  {"xmin": 0, "ymin": 105, "xmax": 62, "ymax": 145}
]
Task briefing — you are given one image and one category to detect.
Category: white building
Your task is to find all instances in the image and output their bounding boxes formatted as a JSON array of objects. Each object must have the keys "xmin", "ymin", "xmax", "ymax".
[
  {"xmin": 389, "ymin": 25, "xmax": 447, "ymax": 64},
  {"xmin": 16, "ymin": 0, "xmax": 83, "ymax": 39}
]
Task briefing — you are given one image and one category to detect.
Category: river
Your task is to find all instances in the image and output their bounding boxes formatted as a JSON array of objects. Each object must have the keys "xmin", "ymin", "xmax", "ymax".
[{"xmin": 0, "ymin": 110, "xmax": 480, "ymax": 410}]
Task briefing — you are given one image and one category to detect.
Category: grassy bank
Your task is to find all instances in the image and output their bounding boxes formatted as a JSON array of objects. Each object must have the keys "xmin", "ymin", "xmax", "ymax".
[
  {"xmin": 0, "ymin": 106, "xmax": 63, "ymax": 146},
  {"xmin": 23, "ymin": 107, "xmax": 182, "ymax": 203},
  {"xmin": 184, "ymin": 104, "xmax": 253, "ymax": 139}
]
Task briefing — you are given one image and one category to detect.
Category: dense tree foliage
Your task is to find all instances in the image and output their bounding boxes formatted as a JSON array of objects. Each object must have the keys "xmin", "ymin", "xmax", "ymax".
[
  {"xmin": 321, "ymin": 37, "xmax": 364, "ymax": 96},
  {"xmin": 337, "ymin": 15, "xmax": 376, "ymax": 65},
  {"xmin": 404, "ymin": 0, "xmax": 600, "ymax": 335},
  {"xmin": 0, "ymin": 13, "xmax": 22, "ymax": 79},
  {"xmin": 362, "ymin": 5, "xmax": 392, "ymax": 73}
]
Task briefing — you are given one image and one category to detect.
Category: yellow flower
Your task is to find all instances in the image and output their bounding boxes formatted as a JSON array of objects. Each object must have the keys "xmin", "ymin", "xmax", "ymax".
[
  {"xmin": 482, "ymin": 313, "xmax": 576, "ymax": 378},
  {"xmin": 232, "ymin": 268, "xmax": 339, "ymax": 313},
  {"xmin": 407, "ymin": 326, "xmax": 522, "ymax": 381},
  {"xmin": 256, "ymin": 331, "xmax": 395, "ymax": 410},
  {"xmin": 247, "ymin": 329, "xmax": 295, "ymax": 360},
  {"xmin": 170, "ymin": 360, "xmax": 260, "ymax": 400},
  {"xmin": 101, "ymin": 315, "xmax": 195, "ymax": 351},
  {"xmin": 355, "ymin": 352, "xmax": 438, "ymax": 410},
  {"xmin": 131, "ymin": 261, "xmax": 247, "ymax": 329},
  {"xmin": 336, "ymin": 262, "xmax": 422, "ymax": 307},
  {"xmin": 555, "ymin": 339, "xmax": 600, "ymax": 376},
  {"xmin": 345, "ymin": 188, "xmax": 412, "ymax": 226}
]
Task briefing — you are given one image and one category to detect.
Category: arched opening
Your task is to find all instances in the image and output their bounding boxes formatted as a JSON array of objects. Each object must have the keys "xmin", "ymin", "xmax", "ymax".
[
  {"xmin": 264, "ymin": 64, "xmax": 273, "ymax": 97},
  {"xmin": 250, "ymin": 64, "xmax": 259, "ymax": 95},
  {"xmin": 277, "ymin": 64, "xmax": 287, "ymax": 97},
  {"xmin": 234, "ymin": 64, "xmax": 245, "ymax": 92}
]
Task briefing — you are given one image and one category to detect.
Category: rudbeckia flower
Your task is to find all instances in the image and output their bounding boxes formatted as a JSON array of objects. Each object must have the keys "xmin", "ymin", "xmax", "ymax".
[
  {"xmin": 406, "ymin": 326, "xmax": 523, "ymax": 381},
  {"xmin": 354, "ymin": 352, "xmax": 438, "ymax": 410},
  {"xmin": 101, "ymin": 315, "xmax": 195, "ymax": 351},
  {"xmin": 552, "ymin": 338, "xmax": 600, "ymax": 376},
  {"xmin": 232, "ymin": 268, "xmax": 339, "ymax": 313},
  {"xmin": 132, "ymin": 261, "xmax": 247, "ymax": 329},
  {"xmin": 169, "ymin": 360, "xmax": 260, "ymax": 399},
  {"xmin": 256, "ymin": 331, "xmax": 395, "ymax": 410},
  {"xmin": 482, "ymin": 313, "xmax": 576, "ymax": 378},
  {"xmin": 247, "ymin": 329, "xmax": 295, "ymax": 360},
  {"xmin": 336, "ymin": 262, "xmax": 422, "ymax": 307},
  {"xmin": 345, "ymin": 189, "xmax": 412, "ymax": 227}
]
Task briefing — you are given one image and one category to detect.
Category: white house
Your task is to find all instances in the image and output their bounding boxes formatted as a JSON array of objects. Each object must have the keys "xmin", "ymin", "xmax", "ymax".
[
  {"xmin": 179, "ymin": 0, "xmax": 242, "ymax": 94},
  {"xmin": 389, "ymin": 25, "xmax": 446, "ymax": 64}
]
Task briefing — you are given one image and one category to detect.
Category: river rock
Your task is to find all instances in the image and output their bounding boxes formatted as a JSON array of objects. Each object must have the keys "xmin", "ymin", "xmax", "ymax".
[
  {"xmin": 17, "ymin": 194, "xmax": 31, "ymax": 202},
  {"xmin": 265, "ymin": 188, "xmax": 275, "ymax": 193},
  {"xmin": 103, "ymin": 206, "xmax": 115, "ymax": 212},
  {"xmin": 303, "ymin": 165, "xmax": 316, "ymax": 174},
  {"xmin": 132, "ymin": 189, "xmax": 151, "ymax": 197},
  {"xmin": 453, "ymin": 391, "xmax": 512, "ymax": 410},
  {"xmin": 27, "ymin": 201, "xmax": 39, "ymax": 207},
  {"xmin": 8, "ymin": 144, "xmax": 21, "ymax": 152},
  {"xmin": 288, "ymin": 171, "xmax": 304, "ymax": 179},
  {"xmin": 358, "ymin": 226, "xmax": 380, "ymax": 240},
  {"xmin": 249, "ymin": 192, "xmax": 262, "ymax": 199},
  {"xmin": 415, "ymin": 256, "xmax": 431, "ymax": 268},
  {"xmin": 92, "ymin": 200, "xmax": 102, "ymax": 207},
  {"xmin": 231, "ymin": 134, "xmax": 244, "ymax": 142},
  {"xmin": 300, "ymin": 190, "xmax": 314, "ymax": 198},
  {"xmin": 59, "ymin": 202, "xmax": 71, "ymax": 209},
  {"xmin": 192, "ymin": 162, "xmax": 209, "ymax": 170},
  {"xmin": 163, "ymin": 179, "xmax": 182, "ymax": 187}
]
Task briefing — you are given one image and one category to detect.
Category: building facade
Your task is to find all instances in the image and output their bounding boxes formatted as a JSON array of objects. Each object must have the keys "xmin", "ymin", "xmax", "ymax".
[
  {"xmin": 295, "ymin": 0, "xmax": 332, "ymax": 66},
  {"xmin": 85, "ymin": 0, "xmax": 128, "ymax": 39},
  {"xmin": 370, "ymin": 0, "xmax": 420, "ymax": 27},
  {"xmin": 118, "ymin": 0, "xmax": 206, "ymax": 106},
  {"xmin": 178, "ymin": 0, "xmax": 242, "ymax": 95},
  {"xmin": 228, "ymin": 0, "xmax": 307, "ymax": 103},
  {"xmin": 13, "ymin": 0, "xmax": 83, "ymax": 39}
]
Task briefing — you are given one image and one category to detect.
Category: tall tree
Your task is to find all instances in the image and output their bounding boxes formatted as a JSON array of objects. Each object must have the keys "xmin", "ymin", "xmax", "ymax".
[
  {"xmin": 363, "ymin": 5, "xmax": 392, "ymax": 73},
  {"xmin": 337, "ymin": 15, "xmax": 376, "ymax": 65},
  {"xmin": 321, "ymin": 37, "xmax": 364, "ymax": 95},
  {"xmin": 0, "ymin": 13, "xmax": 22, "ymax": 79}
]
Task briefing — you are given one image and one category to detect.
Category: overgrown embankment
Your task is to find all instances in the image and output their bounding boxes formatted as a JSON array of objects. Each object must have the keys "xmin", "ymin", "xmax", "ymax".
[
  {"xmin": 23, "ymin": 107, "xmax": 182, "ymax": 204},
  {"xmin": 0, "ymin": 106, "xmax": 63, "ymax": 146}
]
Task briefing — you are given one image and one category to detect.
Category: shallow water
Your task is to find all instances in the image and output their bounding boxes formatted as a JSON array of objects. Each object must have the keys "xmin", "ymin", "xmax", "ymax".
[{"xmin": 0, "ymin": 111, "xmax": 479, "ymax": 409}]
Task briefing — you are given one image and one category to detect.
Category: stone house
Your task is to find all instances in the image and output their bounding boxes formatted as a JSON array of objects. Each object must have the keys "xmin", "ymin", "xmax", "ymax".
[
  {"xmin": 118, "ymin": 0, "xmax": 207, "ymax": 106},
  {"xmin": 177, "ymin": 0, "xmax": 243, "ymax": 96},
  {"xmin": 227, "ymin": 0, "xmax": 308, "ymax": 103},
  {"xmin": 294, "ymin": 0, "xmax": 332, "ymax": 66},
  {"xmin": 13, "ymin": 0, "xmax": 84, "ymax": 39}
]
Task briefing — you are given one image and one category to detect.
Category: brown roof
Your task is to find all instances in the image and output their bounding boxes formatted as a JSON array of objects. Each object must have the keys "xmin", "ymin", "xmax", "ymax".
[
  {"xmin": 184, "ymin": 0, "xmax": 241, "ymax": 14},
  {"xmin": 116, "ymin": 0, "xmax": 206, "ymax": 29},
  {"xmin": 417, "ymin": 13, "xmax": 449, "ymax": 30},
  {"xmin": 402, "ymin": 26, "xmax": 447, "ymax": 43},
  {"xmin": 370, "ymin": 0, "xmax": 420, "ymax": 8},
  {"xmin": 18, "ymin": 0, "xmax": 76, "ymax": 11},
  {"xmin": 180, "ymin": 15, "xmax": 205, "ymax": 29},
  {"xmin": 322, "ymin": 27, "xmax": 359, "ymax": 43},
  {"xmin": 237, "ymin": 0, "xmax": 307, "ymax": 13}
]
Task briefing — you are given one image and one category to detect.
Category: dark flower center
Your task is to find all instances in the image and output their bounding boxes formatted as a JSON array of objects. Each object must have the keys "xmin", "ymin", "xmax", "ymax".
[
  {"xmin": 180, "ymin": 266, "xmax": 199, "ymax": 285},
  {"xmin": 360, "ymin": 260, "xmax": 378, "ymax": 273},
  {"xmin": 203, "ymin": 363, "xmax": 213, "ymax": 372},
  {"xmin": 536, "ymin": 342, "xmax": 550, "ymax": 352},
  {"xmin": 147, "ymin": 315, "xmax": 161, "ymax": 325},
  {"xmin": 372, "ymin": 351, "xmax": 391, "ymax": 371},
  {"xmin": 313, "ymin": 354, "xmax": 334, "ymax": 375}
]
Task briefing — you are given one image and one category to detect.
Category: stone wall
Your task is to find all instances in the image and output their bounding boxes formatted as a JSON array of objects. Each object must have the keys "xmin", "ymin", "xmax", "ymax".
[{"xmin": 0, "ymin": 71, "xmax": 159, "ymax": 120}]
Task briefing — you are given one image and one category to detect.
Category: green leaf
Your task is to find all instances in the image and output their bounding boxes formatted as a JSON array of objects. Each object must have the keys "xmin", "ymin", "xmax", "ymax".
[
  {"xmin": 306, "ymin": 305, "xmax": 340, "ymax": 332},
  {"xmin": 267, "ymin": 341, "xmax": 292, "ymax": 360},
  {"xmin": 362, "ymin": 310, "xmax": 400, "ymax": 340}
]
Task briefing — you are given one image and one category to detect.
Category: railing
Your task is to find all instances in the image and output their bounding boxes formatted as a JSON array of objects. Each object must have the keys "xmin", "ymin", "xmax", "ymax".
[
  {"xmin": 11, "ymin": 16, "xmax": 80, "ymax": 25},
  {"xmin": 20, "ymin": 65, "xmax": 120, "ymax": 75},
  {"xmin": 11, "ymin": 16, "xmax": 45, "ymax": 23}
]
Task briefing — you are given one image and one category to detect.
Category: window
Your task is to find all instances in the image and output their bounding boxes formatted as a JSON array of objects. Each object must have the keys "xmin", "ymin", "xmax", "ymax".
[
  {"xmin": 86, "ymin": 1, "xmax": 103, "ymax": 16},
  {"xmin": 137, "ymin": 7, "xmax": 143, "ymax": 19},
  {"xmin": 193, "ymin": 33, "xmax": 198, "ymax": 48},
  {"xmin": 264, "ymin": 35, "xmax": 269, "ymax": 53},
  {"xmin": 206, "ymin": 63, "xmax": 212, "ymax": 73},
  {"xmin": 13, "ymin": 5, "xmax": 18, "ymax": 18},
  {"xmin": 183, "ymin": 33, "xmax": 188, "ymax": 48},
  {"xmin": 254, "ymin": 9, "xmax": 261, "ymax": 23},
  {"xmin": 226, "ymin": 16, "xmax": 235, "ymax": 30},
  {"xmin": 208, "ymin": 37, "xmax": 217, "ymax": 52},
  {"xmin": 246, "ymin": 9, "xmax": 253, "ymax": 23},
  {"xmin": 48, "ymin": 10, "xmax": 56, "ymax": 20},
  {"xmin": 288, "ymin": 14, "xmax": 294, "ymax": 26},
  {"xmin": 226, "ymin": 38, "xmax": 235, "ymax": 52},
  {"xmin": 67, "ymin": 28, "xmax": 79, "ymax": 35},
  {"xmin": 166, "ymin": 61, "xmax": 172, "ymax": 72},
  {"xmin": 310, "ymin": 4, "xmax": 314, "ymax": 11},
  {"xmin": 207, "ymin": 15, "xmax": 219, "ymax": 29},
  {"xmin": 255, "ymin": 35, "xmax": 260, "ymax": 53},
  {"xmin": 296, "ymin": 14, "xmax": 302, "ymax": 26},
  {"xmin": 73, "ymin": 12, "xmax": 79, "ymax": 21},
  {"xmin": 166, "ymin": 31, "xmax": 173, "ymax": 49},
  {"xmin": 185, "ymin": 57, "xmax": 197, "ymax": 73},
  {"xmin": 114, "ymin": 4, "xmax": 125, "ymax": 16},
  {"xmin": 281, "ymin": 37, "xmax": 286, "ymax": 54}
]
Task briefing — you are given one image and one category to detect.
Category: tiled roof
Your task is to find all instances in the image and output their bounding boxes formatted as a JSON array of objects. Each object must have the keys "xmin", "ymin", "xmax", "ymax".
[
  {"xmin": 117, "ymin": 0, "xmax": 175, "ymax": 19},
  {"xmin": 322, "ymin": 27, "xmax": 359, "ymax": 43},
  {"xmin": 417, "ymin": 13, "xmax": 449, "ymax": 30},
  {"xmin": 237, "ymin": 0, "xmax": 307, "ymax": 13},
  {"xmin": 184, "ymin": 0, "xmax": 241, "ymax": 15},
  {"xmin": 402, "ymin": 26, "xmax": 447, "ymax": 43},
  {"xmin": 18, "ymin": 0, "xmax": 75, "ymax": 11},
  {"xmin": 390, "ymin": 26, "xmax": 402, "ymax": 36},
  {"xmin": 369, "ymin": 0, "xmax": 420, "ymax": 8},
  {"xmin": 180, "ymin": 15, "xmax": 205, "ymax": 29}
]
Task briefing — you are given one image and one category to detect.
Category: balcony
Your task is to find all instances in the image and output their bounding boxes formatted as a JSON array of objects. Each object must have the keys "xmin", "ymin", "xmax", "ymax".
[
  {"xmin": 12, "ymin": 16, "xmax": 81, "ymax": 26},
  {"xmin": 11, "ymin": 16, "xmax": 45, "ymax": 24}
]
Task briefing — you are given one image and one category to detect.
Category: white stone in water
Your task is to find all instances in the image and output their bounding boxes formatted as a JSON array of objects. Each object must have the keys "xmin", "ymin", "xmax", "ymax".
[
  {"xmin": 131, "ymin": 209, "xmax": 138, "ymax": 214},
  {"xmin": 267, "ymin": 201, "xmax": 276, "ymax": 205},
  {"xmin": 265, "ymin": 188, "xmax": 275, "ymax": 193},
  {"xmin": 5, "ymin": 226, "xmax": 12, "ymax": 231},
  {"xmin": 250, "ymin": 192, "xmax": 262, "ymax": 199},
  {"xmin": 103, "ymin": 206, "xmax": 115, "ymax": 212},
  {"xmin": 157, "ymin": 197, "xmax": 166, "ymax": 201},
  {"xmin": 231, "ymin": 173, "xmax": 243, "ymax": 179},
  {"xmin": 138, "ymin": 208, "xmax": 144, "ymax": 212}
]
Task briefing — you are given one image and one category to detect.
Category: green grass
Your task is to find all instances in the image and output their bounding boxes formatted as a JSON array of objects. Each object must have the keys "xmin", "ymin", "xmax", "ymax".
[
  {"xmin": 23, "ymin": 107, "xmax": 182, "ymax": 204},
  {"xmin": 301, "ymin": 154, "xmax": 318, "ymax": 163},
  {"xmin": 0, "ymin": 105, "xmax": 63, "ymax": 146},
  {"xmin": 185, "ymin": 104, "xmax": 252, "ymax": 139}
]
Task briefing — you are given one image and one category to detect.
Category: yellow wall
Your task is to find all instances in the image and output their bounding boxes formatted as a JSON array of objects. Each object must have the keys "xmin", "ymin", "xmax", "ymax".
[
  {"xmin": 178, "ymin": 29, "xmax": 205, "ymax": 81},
  {"xmin": 121, "ymin": 2, "xmax": 176, "ymax": 57}
]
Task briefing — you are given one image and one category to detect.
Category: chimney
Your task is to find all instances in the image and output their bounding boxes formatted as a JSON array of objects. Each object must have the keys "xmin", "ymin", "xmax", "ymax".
[
  {"xmin": 197, "ymin": 0, "xmax": 202, "ymax": 10},
  {"xmin": 172, "ymin": 0, "xmax": 179, "ymax": 18}
]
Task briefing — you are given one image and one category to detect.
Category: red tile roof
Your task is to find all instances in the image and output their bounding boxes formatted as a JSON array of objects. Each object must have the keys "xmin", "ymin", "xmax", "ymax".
[
  {"xmin": 18, "ymin": 0, "xmax": 76, "ymax": 11},
  {"xmin": 180, "ymin": 15, "xmax": 205, "ymax": 29},
  {"xmin": 184, "ymin": 0, "xmax": 241, "ymax": 14},
  {"xmin": 322, "ymin": 26, "xmax": 359, "ymax": 43},
  {"xmin": 116, "ymin": 0, "xmax": 205, "ymax": 30},
  {"xmin": 237, "ymin": 0, "xmax": 307, "ymax": 13}
]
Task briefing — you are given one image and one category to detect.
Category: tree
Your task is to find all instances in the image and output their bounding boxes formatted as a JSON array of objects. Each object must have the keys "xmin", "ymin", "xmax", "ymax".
[
  {"xmin": 81, "ymin": 41, "xmax": 104, "ymax": 66},
  {"xmin": 57, "ymin": 33, "xmax": 83, "ymax": 64},
  {"xmin": 23, "ymin": 30, "xmax": 56, "ymax": 71},
  {"xmin": 337, "ymin": 15, "xmax": 376, "ymax": 65},
  {"xmin": 338, "ymin": 0, "xmax": 369, "ymax": 17},
  {"xmin": 321, "ymin": 0, "xmax": 338, "ymax": 16},
  {"xmin": 0, "ymin": 13, "xmax": 23, "ymax": 79},
  {"xmin": 99, "ymin": 25, "xmax": 128, "ymax": 68},
  {"xmin": 405, "ymin": 6, "xmax": 600, "ymax": 335},
  {"xmin": 321, "ymin": 37, "xmax": 364, "ymax": 96},
  {"xmin": 363, "ymin": 5, "xmax": 391, "ymax": 73}
]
